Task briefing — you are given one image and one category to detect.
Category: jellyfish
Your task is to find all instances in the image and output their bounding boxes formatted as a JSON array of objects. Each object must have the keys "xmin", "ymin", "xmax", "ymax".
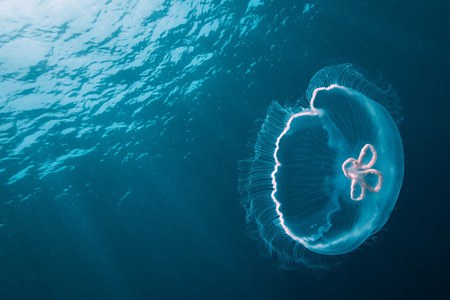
[{"xmin": 239, "ymin": 64, "xmax": 404, "ymax": 267}]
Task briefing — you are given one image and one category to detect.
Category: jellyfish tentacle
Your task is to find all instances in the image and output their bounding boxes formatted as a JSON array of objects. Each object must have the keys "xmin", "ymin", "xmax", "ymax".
[
  {"xmin": 358, "ymin": 144, "xmax": 377, "ymax": 169},
  {"xmin": 342, "ymin": 158, "xmax": 358, "ymax": 179},
  {"xmin": 350, "ymin": 178, "xmax": 366, "ymax": 201},
  {"xmin": 359, "ymin": 168, "xmax": 383, "ymax": 192},
  {"xmin": 342, "ymin": 143, "xmax": 383, "ymax": 201}
]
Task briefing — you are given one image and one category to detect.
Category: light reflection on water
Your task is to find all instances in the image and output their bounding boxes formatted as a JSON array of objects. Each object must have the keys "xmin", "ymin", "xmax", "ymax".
[{"xmin": 0, "ymin": 0, "xmax": 269, "ymax": 192}]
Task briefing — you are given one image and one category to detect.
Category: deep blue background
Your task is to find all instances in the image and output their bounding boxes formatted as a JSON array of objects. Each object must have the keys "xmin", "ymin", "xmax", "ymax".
[{"xmin": 0, "ymin": 0, "xmax": 449, "ymax": 299}]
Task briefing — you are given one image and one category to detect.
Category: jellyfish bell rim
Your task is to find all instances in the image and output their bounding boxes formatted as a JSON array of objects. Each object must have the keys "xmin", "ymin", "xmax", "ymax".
[{"xmin": 269, "ymin": 84, "xmax": 347, "ymax": 252}]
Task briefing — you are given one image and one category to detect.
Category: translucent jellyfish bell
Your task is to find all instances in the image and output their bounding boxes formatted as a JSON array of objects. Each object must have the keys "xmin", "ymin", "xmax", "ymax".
[{"xmin": 239, "ymin": 64, "xmax": 404, "ymax": 266}]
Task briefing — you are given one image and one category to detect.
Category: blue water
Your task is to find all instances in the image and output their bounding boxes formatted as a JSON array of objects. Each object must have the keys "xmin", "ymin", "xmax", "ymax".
[{"xmin": 1, "ymin": 0, "xmax": 449, "ymax": 299}]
